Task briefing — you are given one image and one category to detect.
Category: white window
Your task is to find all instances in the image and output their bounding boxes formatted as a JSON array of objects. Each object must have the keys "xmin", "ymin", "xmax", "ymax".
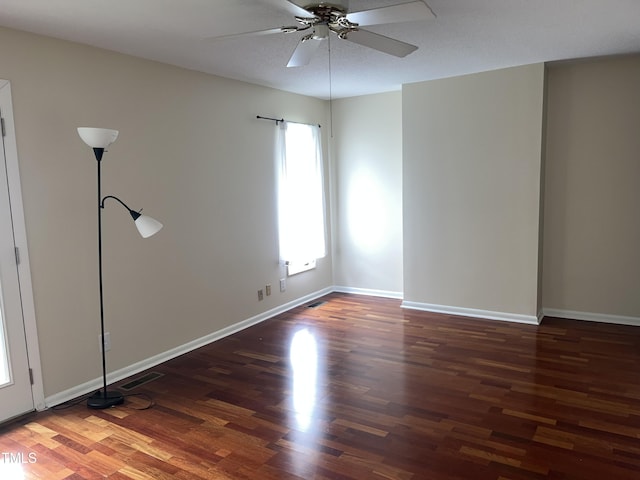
[{"xmin": 276, "ymin": 121, "xmax": 326, "ymax": 273}]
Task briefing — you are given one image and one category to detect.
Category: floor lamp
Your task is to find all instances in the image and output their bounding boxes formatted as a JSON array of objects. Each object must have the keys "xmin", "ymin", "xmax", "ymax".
[{"xmin": 78, "ymin": 127, "xmax": 163, "ymax": 409}]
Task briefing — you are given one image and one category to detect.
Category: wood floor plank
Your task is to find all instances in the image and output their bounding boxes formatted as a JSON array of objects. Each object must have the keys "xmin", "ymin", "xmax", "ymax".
[{"xmin": 3, "ymin": 293, "xmax": 640, "ymax": 478}]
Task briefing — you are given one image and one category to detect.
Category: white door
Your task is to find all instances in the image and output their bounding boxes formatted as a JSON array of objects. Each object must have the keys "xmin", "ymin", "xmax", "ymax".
[{"xmin": 0, "ymin": 104, "xmax": 34, "ymax": 422}]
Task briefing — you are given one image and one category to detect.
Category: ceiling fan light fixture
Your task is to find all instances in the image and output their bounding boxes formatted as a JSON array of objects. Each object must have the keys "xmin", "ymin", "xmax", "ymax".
[{"xmin": 313, "ymin": 24, "xmax": 330, "ymax": 39}]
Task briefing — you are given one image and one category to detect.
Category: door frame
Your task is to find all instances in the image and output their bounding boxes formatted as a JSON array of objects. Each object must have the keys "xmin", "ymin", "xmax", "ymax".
[{"xmin": 0, "ymin": 79, "xmax": 44, "ymax": 412}]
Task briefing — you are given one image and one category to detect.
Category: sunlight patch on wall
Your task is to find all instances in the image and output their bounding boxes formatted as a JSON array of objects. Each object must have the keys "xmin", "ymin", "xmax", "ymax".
[{"xmin": 347, "ymin": 168, "xmax": 390, "ymax": 254}]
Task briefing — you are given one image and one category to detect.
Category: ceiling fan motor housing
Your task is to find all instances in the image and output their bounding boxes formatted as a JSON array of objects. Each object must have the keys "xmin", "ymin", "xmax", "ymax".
[
  {"xmin": 297, "ymin": 1, "xmax": 359, "ymax": 39},
  {"xmin": 304, "ymin": 1, "xmax": 349, "ymax": 11}
]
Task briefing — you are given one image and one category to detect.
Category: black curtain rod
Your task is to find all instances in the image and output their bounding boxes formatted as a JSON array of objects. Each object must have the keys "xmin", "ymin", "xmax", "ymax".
[{"xmin": 256, "ymin": 115, "xmax": 321, "ymax": 128}]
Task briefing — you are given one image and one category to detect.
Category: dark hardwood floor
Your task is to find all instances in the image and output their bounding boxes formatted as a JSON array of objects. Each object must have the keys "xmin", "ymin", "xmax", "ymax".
[{"xmin": 2, "ymin": 292, "xmax": 640, "ymax": 479}]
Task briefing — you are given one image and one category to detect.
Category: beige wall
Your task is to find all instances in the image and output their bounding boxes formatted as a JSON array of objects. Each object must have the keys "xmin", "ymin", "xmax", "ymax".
[
  {"xmin": 0, "ymin": 26, "xmax": 331, "ymax": 398},
  {"xmin": 331, "ymin": 92, "xmax": 403, "ymax": 295},
  {"xmin": 542, "ymin": 55, "xmax": 640, "ymax": 319},
  {"xmin": 402, "ymin": 64, "xmax": 545, "ymax": 319}
]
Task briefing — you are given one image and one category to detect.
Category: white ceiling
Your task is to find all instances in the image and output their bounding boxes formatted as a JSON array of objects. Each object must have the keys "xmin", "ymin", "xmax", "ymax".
[{"xmin": 1, "ymin": 0, "xmax": 640, "ymax": 99}]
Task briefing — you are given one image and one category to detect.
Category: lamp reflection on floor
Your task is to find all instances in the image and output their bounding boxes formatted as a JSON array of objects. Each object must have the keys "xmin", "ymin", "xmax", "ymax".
[{"xmin": 289, "ymin": 328, "xmax": 318, "ymax": 432}]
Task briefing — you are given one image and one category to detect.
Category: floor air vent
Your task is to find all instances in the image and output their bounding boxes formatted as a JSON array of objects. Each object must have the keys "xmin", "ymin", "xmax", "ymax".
[
  {"xmin": 306, "ymin": 300, "xmax": 327, "ymax": 309},
  {"xmin": 119, "ymin": 372, "xmax": 164, "ymax": 391}
]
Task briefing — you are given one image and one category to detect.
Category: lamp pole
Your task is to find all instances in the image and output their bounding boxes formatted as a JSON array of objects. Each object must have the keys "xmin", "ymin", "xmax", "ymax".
[
  {"xmin": 88, "ymin": 145, "xmax": 125, "ymax": 409},
  {"xmin": 77, "ymin": 127, "xmax": 162, "ymax": 409}
]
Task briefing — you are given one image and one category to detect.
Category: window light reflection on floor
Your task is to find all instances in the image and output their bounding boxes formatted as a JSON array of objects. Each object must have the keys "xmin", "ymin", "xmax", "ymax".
[
  {"xmin": 289, "ymin": 328, "xmax": 318, "ymax": 432},
  {"xmin": 0, "ymin": 462, "xmax": 25, "ymax": 480}
]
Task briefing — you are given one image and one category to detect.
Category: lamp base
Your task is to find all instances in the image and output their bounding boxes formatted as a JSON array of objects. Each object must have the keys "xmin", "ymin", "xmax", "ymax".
[{"xmin": 87, "ymin": 390, "xmax": 125, "ymax": 409}]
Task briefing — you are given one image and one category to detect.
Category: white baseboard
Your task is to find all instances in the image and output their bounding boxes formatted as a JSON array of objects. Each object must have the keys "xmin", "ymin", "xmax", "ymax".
[
  {"xmin": 53, "ymin": 288, "xmax": 599, "ymax": 407},
  {"xmin": 401, "ymin": 301, "xmax": 541, "ymax": 325},
  {"xmin": 45, "ymin": 286, "xmax": 333, "ymax": 408},
  {"xmin": 542, "ymin": 308, "xmax": 640, "ymax": 327},
  {"xmin": 333, "ymin": 286, "xmax": 403, "ymax": 300}
]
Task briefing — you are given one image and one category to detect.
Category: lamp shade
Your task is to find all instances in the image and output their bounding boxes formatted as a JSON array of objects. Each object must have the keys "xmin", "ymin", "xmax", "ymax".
[
  {"xmin": 77, "ymin": 127, "xmax": 119, "ymax": 149},
  {"xmin": 134, "ymin": 214, "xmax": 163, "ymax": 238}
]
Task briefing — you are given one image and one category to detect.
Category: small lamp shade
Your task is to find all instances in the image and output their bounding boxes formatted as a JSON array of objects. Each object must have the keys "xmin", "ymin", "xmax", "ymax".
[
  {"xmin": 77, "ymin": 127, "xmax": 119, "ymax": 149},
  {"xmin": 134, "ymin": 214, "xmax": 163, "ymax": 238}
]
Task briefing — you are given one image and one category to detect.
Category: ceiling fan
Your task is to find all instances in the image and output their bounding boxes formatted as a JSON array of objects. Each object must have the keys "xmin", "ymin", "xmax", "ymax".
[{"xmin": 212, "ymin": 0, "xmax": 435, "ymax": 67}]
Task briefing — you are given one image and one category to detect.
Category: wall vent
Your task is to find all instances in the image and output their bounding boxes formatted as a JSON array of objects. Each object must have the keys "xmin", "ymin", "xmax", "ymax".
[
  {"xmin": 306, "ymin": 300, "xmax": 327, "ymax": 309},
  {"xmin": 119, "ymin": 371, "xmax": 164, "ymax": 391}
]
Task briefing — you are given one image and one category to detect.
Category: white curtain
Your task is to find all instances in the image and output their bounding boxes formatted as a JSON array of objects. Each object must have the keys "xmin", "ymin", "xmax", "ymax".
[{"xmin": 277, "ymin": 121, "xmax": 326, "ymax": 265}]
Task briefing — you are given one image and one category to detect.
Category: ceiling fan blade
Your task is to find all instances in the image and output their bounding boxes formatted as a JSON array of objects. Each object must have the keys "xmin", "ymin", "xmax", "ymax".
[
  {"xmin": 347, "ymin": 1, "xmax": 435, "ymax": 27},
  {"xmin": 207, "ymin": 26, "xmax": 296, "ymax": 41},
  {"xmin": 205, "ymin": 0, "xmax": 313, "ymax": 41},
  {"xmin": 287, "ymin": 37, "xmax": 323, "ymax": 67},
  {"xmin": 344, "ymin": 29, "xmax": 418, "ymax": 57},
  {"xmin": 259, "ymin": 0, "xmax": 313, "ymax": 17}
]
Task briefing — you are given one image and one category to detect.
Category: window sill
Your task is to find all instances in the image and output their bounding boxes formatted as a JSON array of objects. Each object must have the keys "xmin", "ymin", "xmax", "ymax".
[{"xmin": 287, "ymin": 259, "xmax": 316, "ymax": 276}]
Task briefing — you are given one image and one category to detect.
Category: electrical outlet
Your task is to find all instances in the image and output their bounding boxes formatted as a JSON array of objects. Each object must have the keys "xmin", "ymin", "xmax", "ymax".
[
  {"xmin": 266, "ymin": 284, "xmax": 271, "ymax": 296},
  {"xmin": 280, "ymin": 278, "xmax": 286, "ymax": 292},
  {"xmin": 258, "ymin": 289, "xmax": 264, "ymax": 301},
  {"xmin": 100, "ymin": 332, "xmax": 111, "ymax": 352}
]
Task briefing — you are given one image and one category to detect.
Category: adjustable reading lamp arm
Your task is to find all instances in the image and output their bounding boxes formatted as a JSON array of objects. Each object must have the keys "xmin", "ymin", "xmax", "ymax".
[{"xmin": 100, "ymin": 195, "xmax": 143, "ymax": 221}]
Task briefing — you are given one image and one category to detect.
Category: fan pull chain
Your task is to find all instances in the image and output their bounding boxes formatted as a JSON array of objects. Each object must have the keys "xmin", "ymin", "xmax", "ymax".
[{"xmin": 328, "ymin": 34, "xmax": 334, "ymax": 138}]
